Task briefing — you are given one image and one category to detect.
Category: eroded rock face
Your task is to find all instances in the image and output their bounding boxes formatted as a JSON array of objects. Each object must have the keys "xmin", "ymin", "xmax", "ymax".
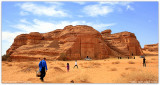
[
  {"xmin": 142, "ymin": 43, "xmax": 158, "ymax": 56},
  {"xmin": 143, "ymin": 43, "xmax": 158, "ymax": 52},
  {"xmin": 7, "ymin": 25, "xmax": 143, "ymax": 60},
  {"xmin": 101, "ymin": 30, "xmax": 143, "ymax": 56}
]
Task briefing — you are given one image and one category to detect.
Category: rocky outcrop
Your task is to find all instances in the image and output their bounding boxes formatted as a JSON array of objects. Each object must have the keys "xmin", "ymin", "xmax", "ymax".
[
  {"xmin": 7, "ymin": 25, "xmax": 143, "ymax": 60},
  {"xmin": 101, "ymin": 30, "xmax": 143, "ymax": 56},
  {"xmin": 142, "ymin": 43, "xmax": 158, "ymax": 56},
  {"xmin": 143, "ymin": 43, "xmax": 158, "ymax": 52}
]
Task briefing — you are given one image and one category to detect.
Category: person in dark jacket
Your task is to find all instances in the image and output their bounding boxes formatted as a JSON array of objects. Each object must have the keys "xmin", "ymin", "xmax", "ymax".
[
  {"xmin": 143, "ymin": 57, "xmax": 146, "ymax": 67},
  {"xmin": 67, "ymin": 63, "xmax": 70, "ymax": 72},
  {"xmin": 39, "ymin": 57, "xmax": 48, "ymax": 82}
]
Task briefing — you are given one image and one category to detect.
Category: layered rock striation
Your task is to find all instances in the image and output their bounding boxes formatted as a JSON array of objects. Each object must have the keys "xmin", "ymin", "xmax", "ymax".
[
  {"xmin": 7, "ymin": 25, "xmax": 143, "ymax": 60},
  {"xmin": 142, "ymin": 43, "xmax": 158, "ymax": 56}
]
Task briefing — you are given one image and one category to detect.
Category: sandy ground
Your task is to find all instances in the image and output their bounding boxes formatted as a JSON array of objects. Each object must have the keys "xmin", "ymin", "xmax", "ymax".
[{"xmin": 2, "ymin": 56, "xmax": 158, "ymax": 83}]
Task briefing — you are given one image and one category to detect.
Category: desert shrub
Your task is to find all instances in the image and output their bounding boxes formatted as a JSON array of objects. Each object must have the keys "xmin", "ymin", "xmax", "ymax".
[
  {"xmin": 127, "ymin": 71, "xmax": 158, "ymax": 83},
  {"xmin": 89, "ymin": 62, "xmax": 101, "ymax": 68},
  {"xmin": 128, "ymin": 61, "xmax": 135, "ymax": 64},
  {"xmin": 110, "ymin": 68, "xmax": 117, "ymax": 71},
  {"xmin": 116, "ymin": 71, "xmax": 158, "ymax": 83},
  {"xmin": 151, "ymin": 58, "xmax": 156, "ymax": 60},
  {"xmin": 125, "ymin": 67, "xmax": 136, "ymax": 71},
  {"xmin": 2, "ymin": 54, "xmax": 12, "ymax": 62},
  {"xmin": 112, "ymin": 61, "xmax": 120, "ymax": 64},
  {"xmin": 146, "ymin": 61, "xmax": 153, "ymax": 63},
  {"xmin": 121, "ymin": 72, "xmax": 127, "ymax": 78},
  {"xmin": 81, "ymin": 62, "xmax": 101, "ymax": 68}
]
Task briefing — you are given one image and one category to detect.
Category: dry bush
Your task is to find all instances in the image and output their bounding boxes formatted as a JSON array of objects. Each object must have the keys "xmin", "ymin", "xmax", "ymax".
[
  {"xmin": 112, "ymin": 61, "xmax": 120, "ymax": 64},
  {"xmin": 5, "ymin": 62, "xmax": 9, "ymax": 64},
  {"xmin": 91, "ymin": 62, "xmax": 101, "ymax": 65},
  {"xmin": 110, "ymin": 68, "xmax": 117, "ymax": 71},
  {"xmin": 89, "ymin": 62, "xmax": 101, "ymax": 68},
  {"xmin": 128, "ymin": 61, "xmax": 135, "ymax": 64},
  {"xmin": 121, "ymin": 72, "xmax": 127, "ymax": 78},
  {"xmin": 151, "ymin": 58, "xmax": 156, "ymax": 60},
  {"xmin": 81, "ymin": 62, "xmax": 101, "ymax": 68},
  {"xmin": 146, "ymin": 61, "xmax": 153, "ymax": 63},
  {"xmin": 116, "ymin": 71, "xmax": 158, "ymax": 83},
  {"xmin": 8, "ymin": 64, "xmax": 12, "ymax": 66},
  {"xmin": 125, "ymin": 67, "xmax": 136, "ymax": 71}
]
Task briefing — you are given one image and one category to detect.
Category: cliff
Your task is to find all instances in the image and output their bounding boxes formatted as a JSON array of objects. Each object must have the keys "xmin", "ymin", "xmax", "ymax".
[{"xmin": 7, "ymin": 25, "xmax": 143, "ymax": 60}]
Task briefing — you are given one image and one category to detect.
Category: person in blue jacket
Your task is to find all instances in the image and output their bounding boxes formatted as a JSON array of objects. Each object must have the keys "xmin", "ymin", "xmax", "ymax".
[{"xmin": 39, "ymin": 57, "xmax": 48, "ymax": 82}]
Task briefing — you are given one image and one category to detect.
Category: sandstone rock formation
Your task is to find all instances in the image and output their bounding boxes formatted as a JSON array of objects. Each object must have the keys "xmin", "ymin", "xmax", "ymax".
[
  {"xmin": 7, "ymin": 25, "xmax": 143, "ymax": 60},
  {"xmin": 101, "ymin": 29, "xmax": 143, "ymax": 56},
  {"xmin": 142, "ymin": 43, "xmax": 158, "ymax": 56}
]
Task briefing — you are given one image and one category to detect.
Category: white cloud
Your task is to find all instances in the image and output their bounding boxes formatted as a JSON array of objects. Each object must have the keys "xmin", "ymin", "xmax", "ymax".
[
  {"xmin": 45, "ymin": 2, "xmax": 64, "ymax": 6},
  {"xmin": 99, "ymin": 1, "xmax": 132, "ymax": 6},
  {"xmin": 20, "ymin": 19, "xmax": 30, "ymax": 24},
  {"xmin": 12, "ymin": 19, "xmax": 116, "ymax": 33},
  {"xmin": 2, "ymin": 32, "xmax": 23, "ymax": 55},
  {"xmin": 83, "ymin": 4, "xmax": 113, "ymax": 17},
  {"xmin": 83, "ymin": 2, "xmax": 134, "ymax": 17},
  {"xmin": 73, "ymin": 2, "xmax": 86, "ymax": 5},
  {"xmin": 20, "ymin": 11, "xmax": 29, "ymax": 16},
  {"xmin": 2, "ymin": 32, "xmax": 22, "ymax": 43},
  {"xmin": 3, "ymin": 19, "xmax": 115, "ymax": 55},
  {"xmin": 126, "ymin": 5, "xmax": 134, "ymax": 11},
  {"xmin": 77, "ymin": 15, "xmax": 84, "ymax": 18},
  {"xmin": 18, "ymin": 2, "xmax": 68, "ymax": 17}
]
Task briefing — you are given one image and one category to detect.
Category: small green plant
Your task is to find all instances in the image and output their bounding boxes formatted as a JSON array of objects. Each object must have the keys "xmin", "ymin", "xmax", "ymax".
[{"xmin": 2, "ymin": 54, "xmax": 12, "ymax": 62}]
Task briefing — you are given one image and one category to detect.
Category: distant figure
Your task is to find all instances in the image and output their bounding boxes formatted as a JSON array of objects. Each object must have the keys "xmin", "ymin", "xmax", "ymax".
[
  {"xmin": 39, "ymin": 57, "xmax": 48, "ymax": 82},
  {"xmin": 120, "ymin": 57, "xmax": 121, "ymax": 59},
  {"xmin": 128, "ymin": 57, "xmax": 129, "ymax": 59},
  {"xmin": 143, "ymin": 57, "xmax": 146, "ymax": 67},
  {"xmin": 67, "ymin": 63, "xmax": 70, "ymax": 72},
  {"xmin": 74, "ymin": 60, "xmax": 78, "ymax": 68},
  {"xmin": 134, "ymin": 56, "xmax": 135, "ymax": 59},
  {"xmin": 132, "ymin": 53, "xmax": 133, "ymax": 56},
  {"xmin": 87, "ymin": 56, "xmax": 88, "ymax": 58}
]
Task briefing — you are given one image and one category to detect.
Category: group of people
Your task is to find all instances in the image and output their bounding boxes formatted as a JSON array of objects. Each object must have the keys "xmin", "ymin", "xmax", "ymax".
[
  {"xmin": 38, "ymin": 58, "xmax": 78, "ymax": 82},
  {"xmin": 118, "ymin": 55, "xmax": 146, "ymax": 67},
  {"xmin": 38, "ymin": 55, "xmax": 146, "ymax": 82},
  {"xmin": 67, "ymin": 60, "xmax": 78, "ymax": 72}
]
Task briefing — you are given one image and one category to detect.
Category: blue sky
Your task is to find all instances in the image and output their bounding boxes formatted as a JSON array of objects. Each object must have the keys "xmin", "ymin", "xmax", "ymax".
[{"xmin": 1, "ymin": 1, "xmax": 159, "ymax": 55}]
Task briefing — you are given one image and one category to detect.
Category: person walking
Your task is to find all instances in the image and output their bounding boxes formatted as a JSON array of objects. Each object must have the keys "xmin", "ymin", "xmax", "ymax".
[
  {"xmin": 74, "ymin": 60, "xmax": 78, "ymax": 68},
  {"xmin": 39, "ymin": 57, "xmax": 48, "ymax": 82},
  {"xmin": 143, "ymin": 57, "xmax": 146, "ymax": 67},
  {"xmin": 67, "ymin": 63, "xmax": 70, "ymax": 72}
]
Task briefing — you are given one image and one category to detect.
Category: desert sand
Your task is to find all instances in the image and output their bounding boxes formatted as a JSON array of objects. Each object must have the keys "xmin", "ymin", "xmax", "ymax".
[{"xmin": 2, "ymin": 55, "xmax": 158, "ymax": 83}]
